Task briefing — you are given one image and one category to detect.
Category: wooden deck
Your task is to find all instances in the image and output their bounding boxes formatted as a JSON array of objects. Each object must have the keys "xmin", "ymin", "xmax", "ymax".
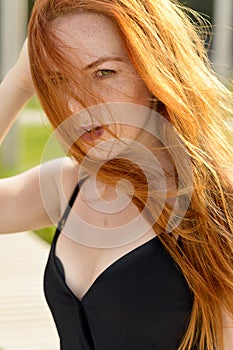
[{"xmin": 0, "ymin": 232, "xmax": 59, "ymax": 350}]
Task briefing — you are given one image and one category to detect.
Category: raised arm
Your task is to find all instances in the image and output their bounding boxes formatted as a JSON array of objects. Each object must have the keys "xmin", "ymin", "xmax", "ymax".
[
  {"xmin": 0, "ymin": 39, "xmax": 35, "ymax": 145},
  {"xmin": 0, "ymin": 40, "xmax": 74, "ymax": 234}
]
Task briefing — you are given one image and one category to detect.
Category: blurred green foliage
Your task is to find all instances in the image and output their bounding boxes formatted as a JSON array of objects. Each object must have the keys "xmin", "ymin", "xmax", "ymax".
[
  {"xmin": 35, "ymin": 226, "xmax": 55, "ymax": 245},
  {"xmin": 0, "ymin": 118, "xmax": 64, "ymax": 244},
  {"xmin": 0, "ymin": 124, "xmax": 54, "ymax": 176},
  {"xmin": 26, "ymin": 96, "xmax": 41, "ymax": 110}
]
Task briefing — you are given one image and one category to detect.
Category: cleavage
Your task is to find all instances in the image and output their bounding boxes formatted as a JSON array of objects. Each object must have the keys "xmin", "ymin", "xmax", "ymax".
[
  {"xmin": 55, "ymin": 228, "xmax": 157, "ymax": 301},
  {"xmin": 56, "ymin": 177, "xmax": 157, "ymax": 300}
]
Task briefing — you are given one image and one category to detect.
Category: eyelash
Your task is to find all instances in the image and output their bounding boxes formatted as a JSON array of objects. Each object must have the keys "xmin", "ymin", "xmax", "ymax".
[
  {"xmin": 94, "ymin": 69, "xmax": 116, "ymax": 79},
  {"xmin": 50, "ymin": 69, "xmax": 116, "ymax": 84},
  {"xmin": 50, "ymin": 74, "xmax": 68, "ymax": 85}
]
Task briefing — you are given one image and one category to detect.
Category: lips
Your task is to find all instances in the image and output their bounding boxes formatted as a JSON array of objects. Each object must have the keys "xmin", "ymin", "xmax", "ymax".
[{"xmin": 81, "ymin": 125, "xmax": 105, "ymax": 142}]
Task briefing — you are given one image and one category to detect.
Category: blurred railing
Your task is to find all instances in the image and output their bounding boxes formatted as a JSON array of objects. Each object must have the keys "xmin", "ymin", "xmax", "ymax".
[{"xmin": 0, "ymin": 0, "xmax": 28, "ymax": 168}]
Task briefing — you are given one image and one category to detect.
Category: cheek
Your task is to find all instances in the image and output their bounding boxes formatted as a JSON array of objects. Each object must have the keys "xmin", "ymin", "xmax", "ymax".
[
  {"xmin": 120, "ymin": 125, "xmax": 141, "ymax": 140},
  {"xmin": 119, "ymin": 72, "xmax": 152, "ymax": 106},
  {"xmin": 119, "ymin": 109, "xmax": 152, "ymax": 141},
  {"xmin": 93, "ymin": 72, "xmax": 152, "ymax": 106}
]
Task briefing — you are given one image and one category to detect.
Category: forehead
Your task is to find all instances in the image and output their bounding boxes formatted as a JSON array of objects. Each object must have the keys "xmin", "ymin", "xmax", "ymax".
[{"xmin": 51, "ymin": 12, "xmax": 128, "ymax": 66}]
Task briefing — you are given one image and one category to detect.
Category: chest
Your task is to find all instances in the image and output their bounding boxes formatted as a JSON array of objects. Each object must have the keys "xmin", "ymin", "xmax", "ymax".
[
  {"xmin": 45, "ymin": 231, "xmax": 194, "ymax": 350},
  {"xmin": 56, "ymin": 230, "xmax": 156, "ymax": 301},
  {"xmin": 56, "ymin": 182, "xmax": 157, "ymax": 300}
]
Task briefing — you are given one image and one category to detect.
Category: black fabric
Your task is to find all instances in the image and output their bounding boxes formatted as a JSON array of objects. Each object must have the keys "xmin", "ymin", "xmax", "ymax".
[{"xmin": 43, "ymin": 182, "xmax": 194, "ymax": 350}]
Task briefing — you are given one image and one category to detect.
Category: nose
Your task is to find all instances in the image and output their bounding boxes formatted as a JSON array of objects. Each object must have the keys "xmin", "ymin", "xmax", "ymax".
[
  {"xmin": 68, "ymin": 98, "xmax": 83, "ymax": 115},
  {"xmin": 68, "ymin": 98, "xmax": 102, "ymax": 132}
]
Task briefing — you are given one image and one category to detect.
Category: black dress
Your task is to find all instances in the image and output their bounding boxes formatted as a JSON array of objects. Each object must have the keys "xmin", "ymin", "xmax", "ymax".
[{"xmin": 44, "ymin": 182, "xmax": 194, "ymax": 350}]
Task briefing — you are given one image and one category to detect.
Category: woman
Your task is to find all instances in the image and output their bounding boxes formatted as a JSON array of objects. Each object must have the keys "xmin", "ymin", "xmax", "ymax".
[{"xmin": 0, "ymin": 0, "xmax": 233, "ymax": 349}]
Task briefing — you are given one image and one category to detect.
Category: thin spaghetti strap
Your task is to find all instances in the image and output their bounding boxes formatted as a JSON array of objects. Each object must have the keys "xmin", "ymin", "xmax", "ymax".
[{"xmin": 57, "ymin": 178, "xmax": 85, "ymax": 232}]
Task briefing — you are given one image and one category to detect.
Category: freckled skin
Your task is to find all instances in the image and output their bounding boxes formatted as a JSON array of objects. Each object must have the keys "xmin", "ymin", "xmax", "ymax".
[
  {"xmin": 52, "ymin": 12, "xmax": 154, "ymax": 152},
  {"xmin": 43, "ymin": 12, "xmax": 178, "ymax": 303}
]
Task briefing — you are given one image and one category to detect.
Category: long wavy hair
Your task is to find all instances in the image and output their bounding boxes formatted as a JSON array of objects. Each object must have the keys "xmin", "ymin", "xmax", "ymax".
[{"xmin": 28, "ymin": 1, "xmax": 233, "ymax": 349}]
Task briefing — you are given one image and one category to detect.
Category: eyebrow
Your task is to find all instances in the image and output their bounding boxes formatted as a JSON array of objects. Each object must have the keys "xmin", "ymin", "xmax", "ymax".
[{"xmin": 84, "ymin": 56, "xmax": 124, "ymax": 70}]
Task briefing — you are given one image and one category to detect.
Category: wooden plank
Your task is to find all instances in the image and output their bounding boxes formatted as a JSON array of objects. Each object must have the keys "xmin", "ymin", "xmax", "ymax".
[{"xmin": 0, "ymin": 232, "xmax": 59, "ymax": 350}]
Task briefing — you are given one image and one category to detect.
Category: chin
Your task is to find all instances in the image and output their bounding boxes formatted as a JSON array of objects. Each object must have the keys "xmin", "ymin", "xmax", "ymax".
[{"xmin": 83, "ymin": 138, "xmax": 131, "ymax": 162}]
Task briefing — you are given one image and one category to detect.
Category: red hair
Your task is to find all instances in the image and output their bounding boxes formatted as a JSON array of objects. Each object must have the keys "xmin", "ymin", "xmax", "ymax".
[{"xmin": 28, "ymin": 1, "xmax": 233, "ymax": 349}]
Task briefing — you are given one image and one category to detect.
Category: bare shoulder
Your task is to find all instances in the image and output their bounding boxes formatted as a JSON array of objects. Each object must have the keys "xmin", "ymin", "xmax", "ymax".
[
  {"xmin": 0, "ymin": 156, "xmax": 79, "ymax": 234},
  {"xmin": 40, "ymin": 157, "xmax": 79, "ymax": 216},
  {"xmin": 222, "ymin": 307, "xmax": 233, "ymax": 349},
  {"xmin": 41, "ymin": 156, "xmax": 78, "ymax": 181},
  {"xmin": 45, "ymin": 156, "xmax": 80, "ymax": 213}
]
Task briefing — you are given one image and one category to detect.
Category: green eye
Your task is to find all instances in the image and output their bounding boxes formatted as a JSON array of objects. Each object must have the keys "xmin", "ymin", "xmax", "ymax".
[{"xmin": 96, "ymin": 69, "xmax": 116, "ymax": 78}]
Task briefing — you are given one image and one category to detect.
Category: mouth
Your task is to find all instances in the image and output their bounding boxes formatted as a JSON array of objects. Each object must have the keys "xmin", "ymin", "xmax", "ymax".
[{"xmin": 81, "ymin": 125, "xmax": 105, "ymax": 142}]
